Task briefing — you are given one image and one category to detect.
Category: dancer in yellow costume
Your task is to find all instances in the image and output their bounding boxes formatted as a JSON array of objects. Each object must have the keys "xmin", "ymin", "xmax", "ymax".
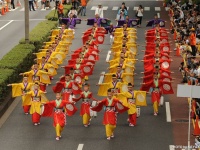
[
  {"xmin": 7, "ymin": 76, "xmax": 34, "ymax": 114},
  {"xmin": 97, "ymin": 74, "xmax": 124, "ymax": 96},
  {"xmin": 24, "ymin": 82, "xmax": 48, "ymax": 125}
]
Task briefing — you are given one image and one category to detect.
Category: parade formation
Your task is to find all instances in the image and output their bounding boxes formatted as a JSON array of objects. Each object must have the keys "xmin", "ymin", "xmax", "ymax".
[{"xmin": 4, "ymin": 1, "xmax": 177, "ymax": 143}]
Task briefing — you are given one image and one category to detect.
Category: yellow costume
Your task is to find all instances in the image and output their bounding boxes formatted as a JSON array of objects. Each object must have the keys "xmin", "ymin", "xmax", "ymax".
[
  {"xmin": 11, "ymin": 82, "xmax": 34, "ymax": 106},
  {"xmin": 25, "ymin": 90, "xmax": 48, "ymax": 114},
  {"xmin": 98, "ymin": 81, "xmax": 123, "ymax": 96},
  {"xmin": 23, "ymin": 69, "xmax": 51, "ymax": 84}
]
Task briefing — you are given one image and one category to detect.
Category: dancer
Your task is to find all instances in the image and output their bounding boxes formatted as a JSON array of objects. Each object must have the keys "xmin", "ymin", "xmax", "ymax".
[
  {"xmin": 7, "ymin": 75, "xmax": 34, "ymax": 114},
  {"xmin": 42, "ymin": 93, "xmax": 77, "ymax": 140},
  {"xmin": 24, "ymin": 82, "xmax": 48, "ymax": 125},
  {"xmin": 73, "ymin": 83, "xmax": 98, "ymax": 127},
  {"xmin": 92, "ymin": 88, "xmax": 128, "ymax": 140}
]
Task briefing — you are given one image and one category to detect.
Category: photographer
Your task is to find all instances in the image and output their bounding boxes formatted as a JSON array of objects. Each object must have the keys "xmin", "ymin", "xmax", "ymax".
[{"xmin": 117, "ymin": 4, "xmax": 127, "ymax": 20}]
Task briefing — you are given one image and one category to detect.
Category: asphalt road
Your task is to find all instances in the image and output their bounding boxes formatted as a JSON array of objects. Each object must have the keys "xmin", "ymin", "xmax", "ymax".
[
  {"xmin": 0, "ymin": 1, "xmax": 175, "ymax": 150},
  {"xmin": 0, "ymin": 0, "xmax": 54, "ymax": 59}
]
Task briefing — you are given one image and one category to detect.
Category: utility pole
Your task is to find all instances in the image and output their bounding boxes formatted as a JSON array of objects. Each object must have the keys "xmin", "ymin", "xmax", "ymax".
[{"xmin": 24, "ymin": 0, "xmax": 29, "ymax": 43}]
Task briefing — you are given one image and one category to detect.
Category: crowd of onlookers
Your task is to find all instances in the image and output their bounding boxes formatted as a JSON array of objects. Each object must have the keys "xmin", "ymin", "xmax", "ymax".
[
  {"xmin": 0, "ymin": 0, "xmax": 74, "ymax": 12},
  {"xmin": 168, "ymin": 0, "xmax": 200, "ymax": 85}
]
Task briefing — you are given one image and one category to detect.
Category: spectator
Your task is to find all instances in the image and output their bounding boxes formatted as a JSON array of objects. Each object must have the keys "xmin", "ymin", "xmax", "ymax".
[
  {"xmin": 71, "ymin": 0, "xmax": 79, "ymax": 9},
  {"xmin": 117, "ymin": 4, "xmax": 128, "ymax": 20},
  {"xmin": 41, "ymin": 0, "xmax": 46, "ymax": 10},
  {"xmin": 95, "ymin": 3, "xmax": 103, "ymax": 18},
  {"xmin": 68, "ymin": 7, "xmax": 78, "ymax": 18},
  {"xmin": 57, "ymin": 1, "xmax": 64, "ymax": 26},
  {"xmin": 189, "ymin": 28, "xmax": 197, "ymax": 56},
  {"xmin": 34, "ymin": 0, "xmax": 38, "ymax": 9},
  {"xmin": 29, "ymin": 0, "xmax": 35, "ymax": 11},
  {"xmin": 11, "ymin": 0, "xmax": 15, "ymax": 9},
  {"xmin": 136, "ymin": 5, "xmax": 143, "ymax": 27},
  {"xmin": 119, "ymin": 2, "xmax": 127, "ymax": 10},
  {"xmin": 80, "ymin": 0, "xmax": 87, "ymax": 16}
]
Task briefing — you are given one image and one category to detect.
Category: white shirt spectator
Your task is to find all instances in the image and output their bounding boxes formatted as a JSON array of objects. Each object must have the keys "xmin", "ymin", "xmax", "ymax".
[
  {"xmin": 137, "ymin": 8, "xmax": 143, "ymax": 17},
  {"xmin": 95, "ymin": 6, "xmax": 104, "ymax": 18},
  {"xmin": 68, "ymin": 9, "xmax": 78, "ymax": 17}
]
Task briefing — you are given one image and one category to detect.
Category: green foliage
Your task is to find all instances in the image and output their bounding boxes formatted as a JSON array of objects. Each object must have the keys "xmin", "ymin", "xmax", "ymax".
[
  {"xmin": 0, "ymin": 69, "xmax": 17, "ymax": 100},
  {"xmin": 0, "ymin": 44, "xmax": 35, "ymax": 75},
  {"xmin": 45, "ymin": 5, "xmax": 72, "ymax": 21},
  {"xmin": 0, "ymin": 5, "xmax": 72, "ymax": 103},
  {"xmin": 19, "ymin": 21, "xmax": 58, "ymax": 49}
]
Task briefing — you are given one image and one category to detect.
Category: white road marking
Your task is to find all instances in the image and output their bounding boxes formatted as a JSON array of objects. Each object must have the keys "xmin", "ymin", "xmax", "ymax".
[
  {"xmin": 133, "ymin": 7, "xmax": 138, "ymax": 11},
  {"xmin": 165, "ymin": 102, "xmax": 171, "ymax": 122},
  {"xmin": 155, "ymin": 7, "xmax": 161, "ymax": 11},
  {"xmin": 98, "ymin": 72, "xmax": 105, "ymax": 84},
  {"xmin": 0, "ymin": 97, "xmax": 20, "ymax": 128},
  {"xmin": 0, "ymin": 20, "xmax": 13, "ymax": 31},
  {"xmin": 91, "ymin": 6, "xmax": 108, "ymax": 10},
  {"xmin": 102, "ymin": 6, "xmax": 108, "ymax": 10},
  {"xmin": 106, "ymin": 50, "xmax": 111, "ymax": 62},
  {"xmin": 157, "ymin": 12, "xmax": 160, "ymax": 18},
  {"xmin": 0, "ymin": 19, "xmax": 47, "ymax": 21},
  {"xmin": 169, "ymin": 145, "xmax": 175, "ymax": 150},
  {"xmin": 112, "ymin": 6, "xmax": 118, "ymax": 10},
  {"xmin": 77, "ymin": 144, "xmax": 84, "ymax": 150},
  {"xmin": 91, "ymin": 6, "xmax": 97, "ymax": 10},
  {"xmin": 144, "ymin": 7, "xmax": 150, "ymax": 11}
]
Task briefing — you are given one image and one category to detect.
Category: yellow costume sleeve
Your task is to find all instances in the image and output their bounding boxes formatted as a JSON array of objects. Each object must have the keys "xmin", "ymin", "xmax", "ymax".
[
  {"xmin": 134, "ymin": 90, "xmax": 147, "ymax": 106},
  {"xmin": 124, "ymin": 64, "xmax": 135, "ymax": 73},
  {"xmin": 114, "ymin": 36, "xmax": 123, "ymax": 43},
  {"xmin": 111, "ymin": 46, "xmax": 121, "ymax": 53},
  {"xmin": 51, "ymin": 52, "xmax": 66, "ymax": 64},
  {"xmin": 108, "ymin": 59, "xmax": 119, "ymax": 66},
  {"xmin": 40, "ymin": 92, "xmax": 49, "ymax": 104},
  {"xmin": 127, "ymin": 44, "xmax": 138, "ymax": 54},
  {"xmin": 113, "ymin": 52, "xmax": 120, "ymax": 60},
  {"xmin": 36, "ymin": 52, "xmax": 46, "ymax": 59},
  {"xmin": 23, "ymin": 91, "xmax": 33, "ymax": 106},
  {"xmin": 122, "ymin": 73, "xmax": 134, "ymax": 84},
  {"xmin": 97, "ymin": 83, "xmax": 111, "ymax": 96},
  {"xmin": 11, "ymin": 83, "xmax": 22, "ymax": 97},
  {"xmin": 115, "ymin": 93, "xmax": 128, "ymax": 107},
  {"xmin": 51, "ymin": 29, "xmax": 60, "ymax": 36},
  {"xmin": 50, "ymin": 57, "xmax": 59, "ymax": 69},
  {"xmin": 23, "ymin": 71, "xmax": 33, "ymax": 83},
  {"xmin": 38, "ymin": 70, "xmax": 51, "ymax": 84},
  {"xmin": 111, "ymin": 45, "xmax": 121, "ymax": 52},
  {"xmin": 36, "ymin": 58, "xmax": 42, "ymax": 64},
  {"xmin": 61, "ymin": 35, "xmax": 73, "ymax": 43},
  {"xmin": 109, "ymin": 64, "xmax": 118, "ymax": 73},
  {"xmin": 114, "ymin": 32, "xmax": 123, "ymax": 36},
  {"xmin": 47, "ymin": 64, "xmax": 57, "ymax": 76},
  {"xmin": 104, "ymin": 73, "xmax": 113, "ymax": 83}
]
